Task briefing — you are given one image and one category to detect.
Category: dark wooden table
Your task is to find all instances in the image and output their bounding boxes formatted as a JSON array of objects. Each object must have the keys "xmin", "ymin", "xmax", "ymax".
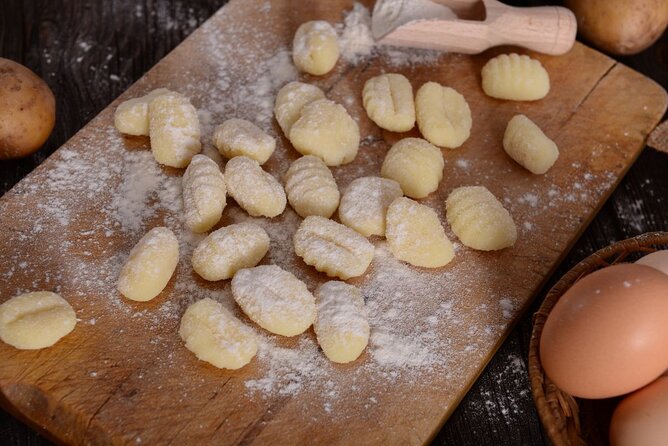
[{"xmin": 1, "ymin": 1, "xmax": 666, "ymax": 444}]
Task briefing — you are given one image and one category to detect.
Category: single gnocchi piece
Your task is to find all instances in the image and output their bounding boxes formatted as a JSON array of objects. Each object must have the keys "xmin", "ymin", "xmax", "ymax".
[
  {"xmin": 231, "ymin": 265, "xmax": 316, "ymax": 337},
  {"xmin": 481, "ymin": 53, "xmax": 550, "ymax": 101},
  {"xmin": 292, "ymin": 20, "xmax": 340, "ymax": 76},
  {"xmin": 192, "ymin": 223, "xmax": 270, "ymax": 281},
  {"xmin": 213, "ymin": 118, "xmax": 276, "ymax": 165},
  {"xmin": 149, "ymin": 92, "xmax": 201, "ymax": 168},
  {"xmin": 284, "ymin": 155, "xmax": 340, "ymax": 218},
  {"xmin": 503, "ymin": 114, "xmax": 559, "ymax": 174},
  {"xmin": 362, "ymin": 73, "xmax": 415, "ymax": 132},
  {"xmin": 274, "ymin": 81, "xmax": 325, "ymax": 136},
  {"xmin": 415, "ymin": 81, "xmax": 472, "ymax": 149},
  {"xmin": 224, "ymin": 156, "xmax": 286, "ymax": 218},
  {"xmin": 386, "ymin": 197, "xmax": 455, "ymax": 268},
  {"xmin": 182, "ymin": 154, "xmax": 227, "ymax": 233},
  {"xmin": 114, "ymin": 88, "xmax": 171, "ymax": 136},
  {"xmin": 179, "ymin": 298, "xmax": 257, "ymax": 370},
  {"xmin": 338, "ymin": 176, "xmax": 403, "ymax": 237},
  {"xmin": 0, "ymin": 292, "xmax": 76, "ymax": 350},
  {"xmin": 289, "ymin": 98, "xmax": 360, "ymax": 166},
  {"xmin": 117, "ymin": 227, "xmax": 179, "ymax": 302},
  {"xmin": 380, "ymin": 137, "xmax": 444, "ymax": 199},
  {"xmin": 446, "ymin": 186, "xmax": 517, "ymax": 251},
  {"xmin": 314, "ymin": 281, "xmax": 370, "ymax": 364},
  {"xmin": 294, "ymin": 216, "xmax": 374, "ymax": 279}
]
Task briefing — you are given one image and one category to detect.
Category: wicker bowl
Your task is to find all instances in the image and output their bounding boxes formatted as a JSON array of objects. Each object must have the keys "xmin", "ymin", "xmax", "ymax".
[{"xmin": 528, "ymin": 232, "xmax": 668, "ymax": 446}]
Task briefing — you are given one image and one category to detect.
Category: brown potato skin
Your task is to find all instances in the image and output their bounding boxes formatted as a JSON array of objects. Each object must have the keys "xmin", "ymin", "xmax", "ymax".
[{"xmin": 0, "ymin": 58, "xmax": 56, "ymax": 160}]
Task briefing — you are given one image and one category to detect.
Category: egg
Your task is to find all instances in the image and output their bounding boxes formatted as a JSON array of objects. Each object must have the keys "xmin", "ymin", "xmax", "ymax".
[
  {"xmin": 540, "ymin": 264, "xmax": 668, "ymax": 399},
  {"xmin": 610, "ymin": 377, "xmax": 668, "ymax": 446},
  {"xmin": 636, "ymin": 249, "xmax": 668, "ymax": 276}
]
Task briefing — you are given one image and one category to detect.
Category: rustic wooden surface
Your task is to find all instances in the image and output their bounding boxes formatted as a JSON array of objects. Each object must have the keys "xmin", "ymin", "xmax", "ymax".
[{"xmin": 1, "ymin": 0, "xmax": 667, "ymax": 445}]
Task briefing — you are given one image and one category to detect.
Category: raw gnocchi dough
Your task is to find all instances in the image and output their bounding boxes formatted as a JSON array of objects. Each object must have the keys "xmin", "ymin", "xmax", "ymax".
[
  {"xmin": 0, "ymin": 291, "xmax": 76, "ymax": 350},
  {"xmin": 231, "ymin": 265, "xmax": 316, "ymax": 337},
  {"xmin": 149, "ymin": 92, "xmax": 201, "ymax": 168},
  {"xmin": 503, "ymin": 114, "xmax": 559, "ymax": 174},
  {"xmin": 213, "ymin": 118, "xmax": 276, "ymax": 165},
  {"xmin": 292, "ymin": 20, "xmax": 340, "ymax": 76},
  {"xmin": 386, "ymin": 197, "xmax": 455, "ymax": 268},
  {"xmin": 294, "ymin": 216, "xmax": 374, "ymax": 279},
  {"xmin": 446, "ymin": 186, "xmax": 517, "ymax": 251},
  {"xmin": 481, "ymin": 53, "xmax": 550, "ymax": 101},
  {"xmin": 284, "ymin": 155, "xmax": 340, "ymax": 218},
  {"xmin": 338, "ymin": 176, "xmax": 403, "ymax": 237},
  {"xmin": 179, "ymin": 298, "xmax": 257, "ymax": 370},
  {"xmin": 192, "ymin": 222, "xmax": 270, "ymax": 281},
  {"xmin": 314, "ymin": 281, "xmax": 370, "ymax": 364},
  {"xmin": 117, "ymin": 227, "xmax": 179, "ymax": 301},
  {"xmin": 274, "ymin": 81, "xmax": 325, "ymax": 136},
  {"xmin": 415, "ymin": 81, "xmax": 472, "ymax": 149},
  {"xmin": 380, "ymin": 137, "xmax": 444, "ymax": 199},
  {"xmin": 114, "ymin": 88, "xmax": 171, "ymax": 136},
  {"xmin": 362, "ymin": 73, "xmax": 415, "ymax": 132},
  {"xmin": 182, "ymin": 154, "xmax": 226, "ymax": 233},
  {"xmin": 224, "ymin": 156, "xmax": 286, "ymax": 218}
]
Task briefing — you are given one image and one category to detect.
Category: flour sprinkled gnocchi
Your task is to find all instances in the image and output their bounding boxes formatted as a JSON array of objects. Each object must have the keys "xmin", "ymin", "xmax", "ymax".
[
  {"xmin": 284, "ymin": 155, "xmax": 340, "ymax": 218},
  {"xmin": 294, "ymin": 216, "xmax": 374, "ymax": 279},
  {"xmin": 274, "ymin": 81, "xmax": 326, "ymax": 137},
  {"xmin": 179, "ymin": 298, "xmax": 257, "ymax": 370},
  {"xmin": 339, "ymin": 176, "xmax": 403, "ymax": 237},
  {"xmin": 482, "ymin": 53, "xmax": 550, "ymax": 101},
  {"xmin": 292, "ymin": 20, "xmax": 340, "ymax": 76},
  {"xmin": 148, "ymin": 92, "xmax": 201, "ymax": 168},
  {"xmin": 182, "ymin": 154, "xmax": 226, "ymax": 233},
  {"xmin": 114, "ymin": 88, "xmax": 171, "ymax": 136},
  {"xmin": 381, "ymin": 137, "xmax": 444, "ymax": 199},
  {"xmin": 416, "ymin": 81, "xmax": 472, "ymax": 149},
  {"xmin": 503, "ymin": 114, "xmax": 559, "ymax": 174},
  {"xmin": 362, "ymin": 73, "xmax": 415, "ymax": 132},
  {"xmin": 314, "ymin": 281, "xmax": 370, "ymax": 364},
  {"xmin": 231, "ymin": 265, "xmax": 316, "ymax": 337},
  {"xmin": 225, "ymin": 156, "xmax": 286, "ymax": 218},
  {"xmin": 213, "ymin": 118, "xmax": 276, "ymax": 165},
  {"xmin": 446, "ymin": 186, "xmax": 517, "ymax": 251}
]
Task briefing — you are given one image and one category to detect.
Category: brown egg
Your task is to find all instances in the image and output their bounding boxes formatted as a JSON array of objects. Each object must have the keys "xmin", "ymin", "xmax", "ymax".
[
  {"xmin": 540, "ymin": 264, "xmax": 668, "ymax": 399},
  {"xmin": 610, "ymin": 377, "xmax": 668, "ymax": 446}
]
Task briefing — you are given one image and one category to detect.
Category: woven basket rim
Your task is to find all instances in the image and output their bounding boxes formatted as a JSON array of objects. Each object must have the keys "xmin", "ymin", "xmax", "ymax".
[{"xmin": 528, "ymin": 231, "xmax": 668, "ymax": 446}]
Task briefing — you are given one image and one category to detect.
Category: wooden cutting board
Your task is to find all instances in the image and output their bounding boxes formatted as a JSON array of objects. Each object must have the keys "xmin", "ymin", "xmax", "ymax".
[{"xmin": 0, "ymin": 1, "xmax": 665, "ymax": 445}]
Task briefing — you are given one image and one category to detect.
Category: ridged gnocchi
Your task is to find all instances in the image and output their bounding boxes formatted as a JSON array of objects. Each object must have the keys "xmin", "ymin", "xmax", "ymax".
[
  {"xmin": 503, "ymin": 114, "xmax": 559, "ymax": 174},
  {"xmin": 294, "ymin": 216, "xmax": 374, "ymax": 279},
  {"xmin": 191, "ymin": 223, "xmax": 270, "ymax": 281},
  {"xmin": 338, "ymin": 176, "xmax": 403, "ymax": 237},
  {"xmin": 231, "ymin": 265, "xmax": 316, "ymax": 337},
  {"xmin": 114, "ymin": 88, "xmax": 171, "ymax": 136},
  {"xmin": 380, "ymin": 137, "xmax": 444, "ymax": 199},
  {"xmin": 292, "ymin": 20, "xmax": 340, "ymax": 76},
  {"xmin": 274, "ymin": 81, "xmax": 325, "ymax": 136},
  {"xmin": 314, "ymin": 281, "xmax": 370, "ymax": 364},
  {"xmin": 481, "ymin": 53, "xmax": 550, "ymax": 101},
  {"xmin": 386, "ymin": 197, "xmax": 455, "ymax": 268},
  {"xmin": 446, "ymin": 186, "xmax": 517, "ymax": 251},
  {"xmin": 213, "ymin": 118, "xmax": 276, "ymax": 165},
  {"xmin": 148, "ymin": 92, "xmax": 201, "ymax": 168},
  {"xmin": 182, "ymin": 154, "xmax": 226, "ymax": 233},
  {"xmin": 284, "ymin": 155, "xmax": 340, "ymax": 218},
  {"xmin": 362, "ymin": 73, "xmax": 415, "ymax": 132},
  {"xmin": 415, "ymin": 81, "xmax": 472, "ymax": 149},
  {"xmin": 224, "ymin": 156, "xmax": 286, "ymax": 218}
]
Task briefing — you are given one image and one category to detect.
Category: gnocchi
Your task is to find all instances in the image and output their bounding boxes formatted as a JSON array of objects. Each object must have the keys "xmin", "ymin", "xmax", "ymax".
[
  {"xmin": 117, "ymin": 227, "xmax": 179, "ymax": 302},
  {"xmin": 231, "ymin": 265, "xmax": 316, "ymax": 337},
  {"xmin": 503, "ymin": 114, "xmax": 559, "ymax": 174},
  {"xmin": 179, "ymin": 298, "xmax": 257, "ymax": 370},
  {"xmin": 213, "ymin": 118, "xmax": 276, "ymax": 165},
  {"xmin": 182, "ymin": 154, "xmax": 227, "ymax": 233},
  {"xmin": 284, "ymin": 155, "xmax": 340, "ymax": 218},
  {"xmin": 362, "ymin": 73, "xmax": 415, "ymax": 132},
  {"xmin": 314, "ymin": 281, "xmax": 370, "ymax": 364},
  {"xmin": 292, "ymin": 20, "xmax": 340, "ymax": 76},
  {"xmin": 386, "ymin": 197, "xmax": 455, "ymax": 268},
  {"xmin": 224, "ymin": 156, "xmax": 286, "ymax": 218},
  {"xmin": 380, "ymin": 137, "xmax": 444, "ymax": 199},
  {"xmin": 338, "ymin": 176, "xmax": 403, "ymax": 237},
  {"xmin": 114, "ymin": 88, "xmax": 171, "ymax": 136},
  {"xmin": 446, "ymin": 186, "xmax": 517, "ymax": 251},
  {"xmin": 415, "ymin": 81, "xmax": 472, "ymax": 149},
  {"xmin": 274, "ymin": 81, "xmax": 325, "ymax": 136},
  {"xmin": 294, "ymin": 216, "xmax": 374, "ymax": 279},
  {"xmin": 192, "ymin": 222, "xmax": 270, "ymax": 281},
  {"xmin": 149, "ymin": 92, "xmax": 201, "ymax": 168},
  {"xmin": 481, "ymin": 53, "xmax": 550, "ymax": 101},
  {"xmin": 0, "ymin": 291, "xmax": 76, "ymax": 350}
]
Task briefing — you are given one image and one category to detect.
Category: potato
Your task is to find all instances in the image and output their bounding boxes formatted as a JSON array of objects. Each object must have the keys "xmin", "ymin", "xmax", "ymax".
[
  {"xmin": 565, "ymin": 0, "xmax": 668, "ymax": 55},
  {"xmin": 0, "ymin": 58, "xmax": 56, "ymax": 159}
]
